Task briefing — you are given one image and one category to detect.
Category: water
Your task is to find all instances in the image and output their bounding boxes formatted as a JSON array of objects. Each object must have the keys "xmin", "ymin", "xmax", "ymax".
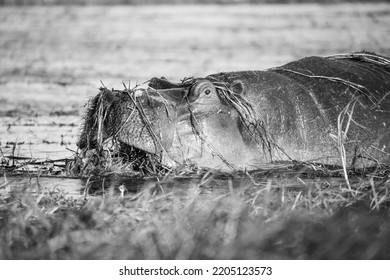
[{"xmin": 0, "ymin": 174, "xmax": 158, "ymax": 198}]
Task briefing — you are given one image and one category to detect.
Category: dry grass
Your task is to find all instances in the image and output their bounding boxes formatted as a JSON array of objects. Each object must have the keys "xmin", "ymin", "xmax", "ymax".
[{"xmin": 1, "ymin": 166, "xmax": 390, "ymax": 259}]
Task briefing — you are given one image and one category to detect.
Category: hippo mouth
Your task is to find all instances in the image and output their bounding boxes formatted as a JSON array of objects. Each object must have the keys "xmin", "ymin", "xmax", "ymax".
[
  {"xmin": 76, "ymin": 87, "xmax": 171, "ymax": 174},
  {"xmin": 116, "ymin": 142, "xmax": 168, "ymax": 174}
]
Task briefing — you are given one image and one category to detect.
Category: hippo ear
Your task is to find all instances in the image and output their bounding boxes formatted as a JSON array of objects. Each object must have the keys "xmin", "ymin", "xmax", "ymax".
[
  {"xmin": 148, "ymin": 77, "xmax": 184, "ymax": 90},
  {"xmin": 231, "ymin": 80, "xmax": 245, "ymax": 95}
]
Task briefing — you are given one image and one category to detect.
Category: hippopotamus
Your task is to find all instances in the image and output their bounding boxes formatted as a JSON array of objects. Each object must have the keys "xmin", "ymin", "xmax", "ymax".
[{"xmin": 78, "ymin": 52, "xmax": 390, "ymax": 171}]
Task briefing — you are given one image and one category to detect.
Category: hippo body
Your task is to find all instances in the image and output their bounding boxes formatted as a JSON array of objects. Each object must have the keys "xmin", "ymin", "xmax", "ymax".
[{"xmin": 79, "ymin": 52, "xmax": 390, "ymax": 171}]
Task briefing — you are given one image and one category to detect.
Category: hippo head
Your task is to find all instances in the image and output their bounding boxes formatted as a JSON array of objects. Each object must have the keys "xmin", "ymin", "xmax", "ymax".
[
  {"xmin": 78, "ymin": 53, "xmax": 390, "ymax": 171},
  {"xmin": 78, "ymin": 76, "xmax": 274, "ymax": 171}
]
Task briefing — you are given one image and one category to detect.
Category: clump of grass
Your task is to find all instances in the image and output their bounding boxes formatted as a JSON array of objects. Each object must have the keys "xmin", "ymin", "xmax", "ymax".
[
  {"xmin": 76, "ymin": 85, "xmax": 171, "ymax": 177},
  {"xmin": 0, "ymin": 139, "xmax": 85, "ymax": 178}
]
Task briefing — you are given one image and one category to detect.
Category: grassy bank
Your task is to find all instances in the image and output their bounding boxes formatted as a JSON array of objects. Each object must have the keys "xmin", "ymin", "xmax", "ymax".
[{"xmin": 1, "ymin": 165, "xmax": 390, "ymax": 259}]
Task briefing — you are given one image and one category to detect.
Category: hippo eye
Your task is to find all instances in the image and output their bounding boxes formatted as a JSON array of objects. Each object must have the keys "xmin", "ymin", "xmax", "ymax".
[{"xmin": 188, "ymin": 80, "xmax": 216, "ymax": 102}]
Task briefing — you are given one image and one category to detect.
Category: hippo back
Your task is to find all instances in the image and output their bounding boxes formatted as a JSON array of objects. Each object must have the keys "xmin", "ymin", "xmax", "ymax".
[{"xmin": 206, "ymin": 52, "xmax": 390, "ymax": 167}]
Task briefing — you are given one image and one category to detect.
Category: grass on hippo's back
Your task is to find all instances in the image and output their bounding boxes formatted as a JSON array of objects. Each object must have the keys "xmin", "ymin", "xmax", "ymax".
[{"xmin": 1, "ymin": 168, "xmax": 390, "ymax": 260}]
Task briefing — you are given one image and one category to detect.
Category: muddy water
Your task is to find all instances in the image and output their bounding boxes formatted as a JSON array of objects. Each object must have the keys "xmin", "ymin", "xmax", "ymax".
[
  {"xmin": 0, "ymin": 174, "xmax": 160, "ymax": 198},
  {"xmin": 1, "ymin": 4, "xmax": 390, "ymax": 195},
  {"xmin": 1, "ymin": 116, "xmax": 79, "ymax": 160},
  {"xmin": 1, "ymin": 175, "xmax": 85, "ymax": 197},
  {"xmin": 0, "ymin": 173, "xmax": 261, "ymax": 198}
]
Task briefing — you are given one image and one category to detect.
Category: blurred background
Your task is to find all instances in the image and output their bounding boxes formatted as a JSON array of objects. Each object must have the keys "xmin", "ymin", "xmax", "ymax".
[
  {"xmin": 1, "ymin": 0, "xmax": 390, "ymax": 113},
  {"xmin": 1, "ymin": 0, "xmax": 389, "ymax": 4},
  {"xmin": 0, "ymin": 0, "xmax": 389, "ymax": 159}
]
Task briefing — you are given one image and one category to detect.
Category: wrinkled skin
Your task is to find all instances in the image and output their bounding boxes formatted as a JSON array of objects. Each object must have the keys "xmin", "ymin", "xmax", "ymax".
[{"xmin": 79, "ymin": 52, "xmax": 390, "ymax": 171}]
